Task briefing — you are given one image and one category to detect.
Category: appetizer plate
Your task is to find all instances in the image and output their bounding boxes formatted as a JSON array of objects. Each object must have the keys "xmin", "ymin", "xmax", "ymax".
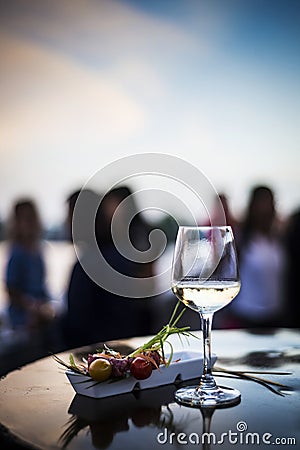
[{"xmin": 66, "ymin": 351, "xmax": 217, "ymax": 398}]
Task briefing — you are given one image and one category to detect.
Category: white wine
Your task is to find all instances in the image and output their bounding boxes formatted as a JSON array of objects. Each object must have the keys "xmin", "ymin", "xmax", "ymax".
[
  {"xmin": 171, "ymin": 227, "xmax": 241, "ymax": 407},
  {"xmin": 172, "ymin": 280, "xmax": 241, "ymax": 314}
]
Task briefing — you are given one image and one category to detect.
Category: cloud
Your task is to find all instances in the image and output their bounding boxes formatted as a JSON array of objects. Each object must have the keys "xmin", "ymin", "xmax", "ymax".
[
  {"xmin": 0, "ymin": 0, "xmax": 202, "ymax": 150},
  {"xmin": 0, "ymin": 0, "xmax": 198, "ymax": 67},
  {"xmin": 0, "ymin": 31, "xmax": 147, "ymax": 149},
  {"xmin": 0, "ymin": 0, "xmax": 204, "ymax": 219}
]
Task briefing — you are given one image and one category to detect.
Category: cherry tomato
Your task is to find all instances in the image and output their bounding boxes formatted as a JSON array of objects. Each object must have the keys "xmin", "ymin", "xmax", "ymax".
[
  {"xmin": 89, "ymin": 358, "xmax": 112, "ymax": 382},
  {"xmin": 130, "ymin": 357, "xmax": 152, "ymax": 380}
]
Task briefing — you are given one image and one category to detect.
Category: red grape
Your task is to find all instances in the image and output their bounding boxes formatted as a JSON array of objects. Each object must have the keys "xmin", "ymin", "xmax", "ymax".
[{"xmin": 130, "ymin": 357, "xmax": 152, "ymax": 380}]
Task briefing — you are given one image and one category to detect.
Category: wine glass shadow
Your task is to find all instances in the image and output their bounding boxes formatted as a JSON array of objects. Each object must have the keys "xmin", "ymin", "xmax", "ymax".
[{"xmin": 198, "ymin": 397, "xmax": 241, "ymax": 450}]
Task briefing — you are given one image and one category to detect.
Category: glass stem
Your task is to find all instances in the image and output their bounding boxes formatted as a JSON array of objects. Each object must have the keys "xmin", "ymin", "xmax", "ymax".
[{"xmin": 199, "ymin": 313, "xmax": 216, "ymax": 389}]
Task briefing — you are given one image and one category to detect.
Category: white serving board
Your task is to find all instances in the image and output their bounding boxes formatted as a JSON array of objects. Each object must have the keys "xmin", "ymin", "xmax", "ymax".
[{"xmin": 66, "ymin": 351, "xmax": 217, "ymax": 398}]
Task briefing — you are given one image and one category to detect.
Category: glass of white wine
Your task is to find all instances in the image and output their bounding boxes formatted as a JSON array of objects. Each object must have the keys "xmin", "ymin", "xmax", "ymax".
[{"xmin": 171, "ymin": 226, "xmax": 241, "ymax": 407}]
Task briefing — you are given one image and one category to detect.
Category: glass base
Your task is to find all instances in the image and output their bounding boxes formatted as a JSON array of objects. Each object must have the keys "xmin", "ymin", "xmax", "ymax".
[{"xmin": 175, "ymin": 385, "xmax": 241, "ymax": 408}]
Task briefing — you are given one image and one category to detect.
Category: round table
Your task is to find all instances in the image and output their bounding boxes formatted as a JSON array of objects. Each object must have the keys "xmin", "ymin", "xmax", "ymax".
[{"xmin": 0, "ymin": 329, "xmax": 299, "ymax": 449}]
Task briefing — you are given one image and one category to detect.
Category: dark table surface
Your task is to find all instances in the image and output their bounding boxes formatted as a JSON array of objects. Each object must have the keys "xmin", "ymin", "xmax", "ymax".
[{"xmin": 0, "ymin": 328, "xmax": 299, "ymax": 450}]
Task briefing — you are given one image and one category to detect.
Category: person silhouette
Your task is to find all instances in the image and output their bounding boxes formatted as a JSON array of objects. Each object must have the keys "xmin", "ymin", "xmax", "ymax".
[
  {"xmin": 62, "ymin": 187, "xmax": 153, "ymax": 348},
  {"xmin": 5, "ymin": 199, "xmax": 54, "ymax": 337},
  {"xmin": 284, "ymin": 208, "xmax": 300, "ymax": 327},
  {"xmin": 230, "ymin": 186, "xmax": 285, "ymax": 328}
]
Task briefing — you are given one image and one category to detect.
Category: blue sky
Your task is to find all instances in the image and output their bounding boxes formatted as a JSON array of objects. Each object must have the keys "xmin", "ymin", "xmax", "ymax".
[{"xmin": 0, "ymin": 0, "xmax": 299, "ymax": 224}]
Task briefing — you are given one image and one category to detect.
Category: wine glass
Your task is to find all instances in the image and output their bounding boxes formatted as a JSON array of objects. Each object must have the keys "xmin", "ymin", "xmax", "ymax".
[{"xmin": 171, "ymin": 226, "xmax": 241, "ymax": 407}]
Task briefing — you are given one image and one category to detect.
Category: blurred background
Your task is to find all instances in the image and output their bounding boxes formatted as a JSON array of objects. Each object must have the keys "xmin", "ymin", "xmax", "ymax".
[{"xmin": 0, "ymin": 0, "xmax": 299, "ymax": 373}]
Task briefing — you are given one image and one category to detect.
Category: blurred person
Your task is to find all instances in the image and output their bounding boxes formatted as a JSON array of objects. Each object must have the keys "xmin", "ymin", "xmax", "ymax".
[
  {"xmin": 65, "ymin": 189, "xmax": 82, "ymax": 241},
  {"xmin": 220, "ymin": 193, "xmax": 240, "ymax": 237},
  {"xmin": 210, "ymin": 193, "xmax": 239, "ymax": 232},
  {"xmin": 96, "ymin": 187, "xmax": 154, "ymax": 273},
  {"xmin": 62, "ymin": 187, "xmax": 154, "ymax": 348},
  {"xmin": 229, "ymin": 186, "xmax": 285, "ymax": 328},
  {"xmin": 0, "ymin": 216, "xmax": 3, "ymax": 241},
  {"xmin": 5, "ymin": 199, "xmax": 54, "ymax": 340},
  {"xmin": 200, "ymin": 193, "xmax": 241, "ymax": 329},
  {"xmin": 284, "ymin": 208, "xmax": 300, "ymax": 327},
  {"xmin": 157, "ymin": 213, "xmax": 178, "ymax": 243}
]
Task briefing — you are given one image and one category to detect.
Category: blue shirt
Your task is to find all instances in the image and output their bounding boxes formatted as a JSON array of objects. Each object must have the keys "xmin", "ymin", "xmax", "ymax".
[{"xmin": 6, "ymin": 244, "xmax": 48, "ymax": 327}]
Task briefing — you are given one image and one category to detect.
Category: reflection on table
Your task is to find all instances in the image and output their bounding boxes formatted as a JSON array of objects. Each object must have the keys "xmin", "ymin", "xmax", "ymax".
[{"xmin": 0, "ymin": 329, "xmax": 299, "ymax": 450}]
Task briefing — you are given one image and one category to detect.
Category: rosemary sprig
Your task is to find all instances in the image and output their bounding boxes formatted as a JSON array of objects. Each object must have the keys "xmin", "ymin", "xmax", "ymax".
[
  {"xmin": 59, "ymin": 415, "xmax": 88, "ymax": 449},
  {"xmin": 212, "ymin": 365, "xmax": 292, "ymax": 396},
  {"xmin": 127, "ymin": 301, "xmax": 197, "ymax": 364},
  {"xmin": 52, "ymin": 354, "xmax": 87, "ymax": 375}
]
